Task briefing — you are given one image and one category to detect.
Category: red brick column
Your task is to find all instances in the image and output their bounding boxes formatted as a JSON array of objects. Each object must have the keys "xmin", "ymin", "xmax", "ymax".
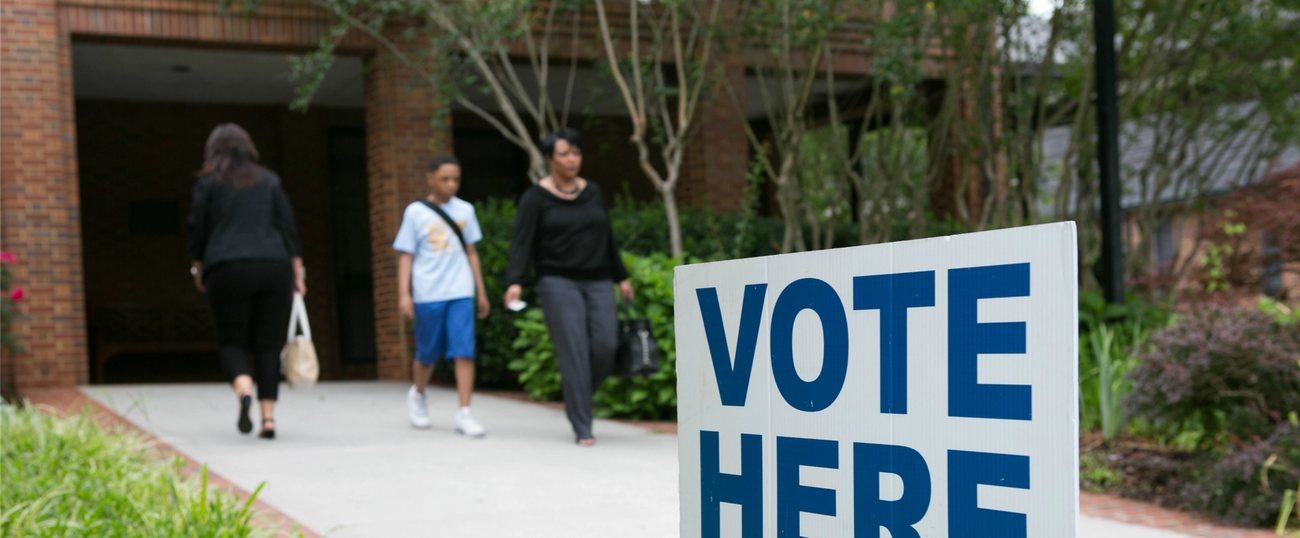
[
  {"xmin": 1, "ymin": 0, "xmax": 88, "ymax": 389},
  {"xmin": 680, "ymin": 59, "xmax": 749, "ymax": 213},
  {"xmin": 364, "ymin": 46, "xmax": 450, "ymax": 381}
]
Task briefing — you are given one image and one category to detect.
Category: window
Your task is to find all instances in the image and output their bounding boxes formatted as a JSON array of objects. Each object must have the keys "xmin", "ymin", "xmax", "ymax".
[
  {"xmin": 1263, "ymin": 232, "xmax": 1282, "ymax": 297},
  {"xmin": 1153, "ymin": 217, "xmax": 1176, "ymax": 274}
]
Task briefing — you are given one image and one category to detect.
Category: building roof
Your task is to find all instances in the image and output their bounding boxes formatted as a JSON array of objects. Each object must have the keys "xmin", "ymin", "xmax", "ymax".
[{"xmin": 1038, "ymin": 99, "xmax": 1300, "ymax": 217}]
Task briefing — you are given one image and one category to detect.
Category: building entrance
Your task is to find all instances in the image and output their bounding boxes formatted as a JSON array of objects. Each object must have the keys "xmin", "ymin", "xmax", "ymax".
[{"xmin": 72, "ymin": 41, "xmax": 374, "ymax": 383}]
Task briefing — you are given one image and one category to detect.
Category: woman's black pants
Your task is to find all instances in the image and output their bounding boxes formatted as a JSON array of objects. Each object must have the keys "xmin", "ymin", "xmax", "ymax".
[
  {"xmin": 536, "ymin": 276, "xmax": 618, "ymax": 440},
  {"xmin": 205, "ymin": 260, "xmax": 293, "ymax": 401}
]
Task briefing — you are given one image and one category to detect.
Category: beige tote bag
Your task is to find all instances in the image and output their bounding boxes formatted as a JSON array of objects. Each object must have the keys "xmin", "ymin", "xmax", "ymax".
[{"xmin": 281, "ymin": 292, "xmax": 319, "ymax": 388}]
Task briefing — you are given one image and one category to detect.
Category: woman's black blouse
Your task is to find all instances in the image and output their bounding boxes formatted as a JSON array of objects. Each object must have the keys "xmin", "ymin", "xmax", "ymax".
[
  {"xmin": 188, "ymin": 170, "xmax": 302, "ymax": 270},
  {"xmin": 505, "ymin": 183, "xmax": 630, "ymax": 286}
]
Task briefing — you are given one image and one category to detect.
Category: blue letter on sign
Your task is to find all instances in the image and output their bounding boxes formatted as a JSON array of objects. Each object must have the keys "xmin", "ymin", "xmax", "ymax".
[
  {"xmin": 777, "ymin": 436, "xmax": 838, "ymax": 537},
  {"xmin": 701, "ymin": 431, "xmax": 764, "ymax": 538},
  {"xmin": 853, "ymin": 271, "xmax": 936, "ymax": 414},
  {"xmin": 948, "ymin": 450, "xmax": 1030, "ymax": 538},
  {"xmin": 698, "ymin": 284, "xmax": 767, "ymax": 406},
  {"xmin": 770, "ymin": 279, "xmax": 849, "ymax": 412},
  {"xmin": 853, "ymin": 443, "xmax": 931, "ymax": 538},
  {"xmin": 948, "ymin": 263, "xmax": 1031, "ymax": 420}
]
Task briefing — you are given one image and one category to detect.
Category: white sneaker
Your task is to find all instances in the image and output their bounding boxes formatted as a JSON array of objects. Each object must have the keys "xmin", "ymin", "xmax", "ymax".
[
  {"xmin": 407, "ymin": 386, "xmax": 430, "ymax": 429},
  {"xmin": 455, "ymin": 407, "xmax": 485, "ymax": 437}
]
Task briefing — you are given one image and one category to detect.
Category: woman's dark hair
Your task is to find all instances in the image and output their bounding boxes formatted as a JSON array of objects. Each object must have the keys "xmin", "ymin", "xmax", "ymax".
[
  {"xmin": 198, "ymin": 123, "xmax": 263, "ymax": 188},
  {"xmin": 539, "ymin": 128, "xmax": 583, "ymax": 158},
  {"xmin": 429, "ymin": 153, "xmax": 461, "ymax": 173}
]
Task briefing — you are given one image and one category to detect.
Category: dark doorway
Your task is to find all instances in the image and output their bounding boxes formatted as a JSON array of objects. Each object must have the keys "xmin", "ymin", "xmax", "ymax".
[
  {"xmin": 452, "ymin": 129, "xmax": 531, "ymax": 203},
  {"xmin": 328, "ymin": 128, "xmax": 377, "ymax": 365},
  {"xmin": 72, "ymin": 41, "xmax": 369, "ymax": 383}
]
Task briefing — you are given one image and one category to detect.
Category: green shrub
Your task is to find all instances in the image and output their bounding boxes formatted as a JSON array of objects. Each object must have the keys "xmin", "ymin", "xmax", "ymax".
[
  {"xmin": 509, "ymin": 307, "xmax": 562, "ymax": 401},
  {"xmin": 468, "ymin": 198, "xmax": 521, "ymax": 389},
  {"xmin": 609, "ymin": 192, "xmax": 788, "ymax": 260},
  {"xmin": 1079, "ymin": 451, "xmax": 1125, "ymax": 493},
  {"xmin": 1, "ymin": 251, "xmax": 23, "ymax": 356},
  {"xmin": 1077, "ymin": 290, "xmax": 1171, "ymax": 437},
  {"xmin": 0, "ymin": 404, "xmax": 294, "ymax": 537},
  {"xmin": 508, "ymin": 253, "xmax": 682, "ymax": 419}
]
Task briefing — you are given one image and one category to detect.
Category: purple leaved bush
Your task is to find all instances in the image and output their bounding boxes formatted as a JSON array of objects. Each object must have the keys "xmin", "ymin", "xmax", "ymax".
[{"xmin": 1125, "ymin": 306, "xmax": 1300, "ymax": 445}]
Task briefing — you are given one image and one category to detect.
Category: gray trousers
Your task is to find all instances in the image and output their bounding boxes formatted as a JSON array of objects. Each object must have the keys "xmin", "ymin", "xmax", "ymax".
[{"xmin": 537, "ymin": 276, "xmax": 618, "ymax": 440}]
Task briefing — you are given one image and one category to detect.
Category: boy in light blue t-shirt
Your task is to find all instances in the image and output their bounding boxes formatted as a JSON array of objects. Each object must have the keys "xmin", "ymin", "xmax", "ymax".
[{"xmin": 393, "ymin": 154, "xmax": 490, "ymax": 437}]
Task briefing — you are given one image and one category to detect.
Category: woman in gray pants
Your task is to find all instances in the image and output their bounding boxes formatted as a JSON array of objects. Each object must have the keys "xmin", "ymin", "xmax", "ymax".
[{"xmin": 503, "ymin": 128, "xmax": 634, "ymax": 446}]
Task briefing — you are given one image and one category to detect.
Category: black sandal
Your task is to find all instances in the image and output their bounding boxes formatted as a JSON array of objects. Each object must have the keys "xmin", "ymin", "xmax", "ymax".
[
  {"xmin": 238, "ymin": 395, "xmax": 253, "ymax": 434},
  {"xmin": 259, "ymin": 418, "xmax": 275, "ymax": 439}
]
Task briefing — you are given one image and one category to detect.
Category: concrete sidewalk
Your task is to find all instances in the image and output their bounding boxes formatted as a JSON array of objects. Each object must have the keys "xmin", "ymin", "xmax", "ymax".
[{"xmin": 81, "ymin": 382, "xmax": 1199, "ymax": 538}]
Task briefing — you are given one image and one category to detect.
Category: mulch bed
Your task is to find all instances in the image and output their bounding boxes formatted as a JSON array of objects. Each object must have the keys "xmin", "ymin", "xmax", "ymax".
[{"xmin": 1081, "ymin": 431, "xmax": 1205, "ymax": 508}]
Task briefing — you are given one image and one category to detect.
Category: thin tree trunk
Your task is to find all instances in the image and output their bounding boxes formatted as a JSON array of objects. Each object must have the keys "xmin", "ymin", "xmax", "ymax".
[{"xmin": 662, "ymin": 185, "xmax": 684, "ymax": 258}]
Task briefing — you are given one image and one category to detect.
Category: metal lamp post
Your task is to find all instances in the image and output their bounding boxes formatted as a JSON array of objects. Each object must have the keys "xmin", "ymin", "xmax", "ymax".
[{"xmin": 1094, "ymin": 0, "xmax": 1125, "ymax": 304}]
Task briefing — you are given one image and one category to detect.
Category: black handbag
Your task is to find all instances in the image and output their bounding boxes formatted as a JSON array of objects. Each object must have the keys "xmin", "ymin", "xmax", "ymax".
[{"xmin": 616, "ymin": 301, "xmax": 661, "ymax": 378}]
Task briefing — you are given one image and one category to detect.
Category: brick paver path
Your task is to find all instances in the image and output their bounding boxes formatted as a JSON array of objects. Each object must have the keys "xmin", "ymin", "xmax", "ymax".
[{"xmin": 1081, "ymin": 492, "xmax": 1277, "ymax": 538}]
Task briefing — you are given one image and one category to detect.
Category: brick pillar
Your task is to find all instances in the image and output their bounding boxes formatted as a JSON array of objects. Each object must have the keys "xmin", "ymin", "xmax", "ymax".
[
  {"xmin": 1, "ymin": 0, "xmax": 88, "ymax": 390},
  {"xmin": 364, "ymin": 46, "xmax": 450, "ymax": 381},
  {"xmin": 680, "ymin": 52, "xmax": 749, "ymax": 212}
]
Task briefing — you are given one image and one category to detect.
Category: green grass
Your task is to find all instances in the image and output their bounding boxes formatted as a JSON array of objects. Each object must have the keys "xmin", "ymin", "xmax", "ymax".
[{"xmin": 1, "ymin": 403, "xmax": 298, "ymax": 537}]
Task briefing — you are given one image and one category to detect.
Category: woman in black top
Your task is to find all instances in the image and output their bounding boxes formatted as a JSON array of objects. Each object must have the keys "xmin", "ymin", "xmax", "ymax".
[
  {"xmin": 504, "ymin": 128, "xmax": 634, "ymax": 446},
  {"xmin": 189, "ymin": 123, "xmax": 306, "ymax": 439}
]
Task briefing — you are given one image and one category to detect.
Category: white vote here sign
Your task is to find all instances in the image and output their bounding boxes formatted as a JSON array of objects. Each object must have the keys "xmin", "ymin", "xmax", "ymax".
[{"xmin": 674, "ymin": 223, "xmax": 1079, "ymax": 537}]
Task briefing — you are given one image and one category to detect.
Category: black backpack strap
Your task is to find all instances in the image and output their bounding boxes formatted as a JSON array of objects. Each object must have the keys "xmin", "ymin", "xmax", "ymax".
[{"xmin": 419, "ymin": 200, "xmax": 467, "ymax": 251}]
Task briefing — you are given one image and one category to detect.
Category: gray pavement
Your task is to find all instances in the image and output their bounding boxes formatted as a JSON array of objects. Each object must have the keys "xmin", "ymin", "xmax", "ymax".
[{"xmin": 81, "ymin": 382, "xmax": 1196, "ymax": 538}]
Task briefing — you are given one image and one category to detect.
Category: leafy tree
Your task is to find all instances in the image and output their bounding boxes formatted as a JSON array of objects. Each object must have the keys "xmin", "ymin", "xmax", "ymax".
[{"xmin": 250, "ymin": 0, "xmax": 592, "ymax": 181}]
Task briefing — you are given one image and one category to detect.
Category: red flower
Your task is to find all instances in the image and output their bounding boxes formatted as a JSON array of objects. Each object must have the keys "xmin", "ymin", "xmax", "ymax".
[
  {"xmin": 0, "ymin": 252, "xmax": 14, "ymax": 264},
  {"xmin": 9, "ymin": 288, "xmax": 23, "ymax": 301}
]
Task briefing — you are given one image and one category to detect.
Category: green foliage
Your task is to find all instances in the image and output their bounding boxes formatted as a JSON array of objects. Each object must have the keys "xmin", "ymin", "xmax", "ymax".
[
  {"xmin": 508, "ymin": 307, "xmax": 563, "ymax": 401},
  {"xmin": 1259, "ymin": 297, "xmax": 1300, "ymax": 327},
  {"xmin": 1085, "ymin": 324, "xmax": 1137, "ymax": 440},
  {"xmin": 798, "ymin": 127, "xmax": 853, "ymax": 249},
  {"xmin": 0, "ymin": 404, "xmax": 295, "ymax": 537},
  {"xmin": 1079, "ymin": 451, "xmax": 1125, "ymax": 494},
  {"xmin": 1200, "ymin": 215, "xmax": 1249, "ymax": 294},
  {"xmin": 472, "ymin": 198, "xmax": 521, "ymax": 388},
  {"xmin": 1077, "ymin": 291, "xmax": 1171, "ymax": 438},
  {"xmin": 1, "ymin": 255, "xmax": 21, "ymax": 356},
  {"xmin": 610, "ymin": 193, "xmax": 786, "ymax": 261}
]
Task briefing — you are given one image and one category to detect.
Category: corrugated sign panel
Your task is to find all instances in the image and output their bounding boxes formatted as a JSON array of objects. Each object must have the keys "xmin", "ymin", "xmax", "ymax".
[{"xmin": 675, "ymin": 222, "xmax": 1079, "ymax": 538}]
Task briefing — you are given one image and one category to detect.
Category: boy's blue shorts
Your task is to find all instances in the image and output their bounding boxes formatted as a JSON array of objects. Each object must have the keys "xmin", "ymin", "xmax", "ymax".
[{"xmin": 414, "ymin": 298, "xmax": 476, "ymax": 365}]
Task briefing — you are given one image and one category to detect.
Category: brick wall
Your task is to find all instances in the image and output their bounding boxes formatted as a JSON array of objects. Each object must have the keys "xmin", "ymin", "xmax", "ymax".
[
  {"xmin": 1, "ymin": 0, "xmax": 88, "ymax": 388},
  {"xmin": 58, "ymin": 0, "xmax": 370, "ymax": 52},
  {"xmin": 2, "ymin": 0, "xmax": 759, "ymax": 391},
  {"xmin": 679, "ymin": 61, "xmax": 749, "ymax": 213},
  {"xmin": 0, "ymin": 0, "xmax": 382, "ymax": 390},
  {"xmin": 74, "ymin": 100, "xmax": 363, "ymax": 382}
]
